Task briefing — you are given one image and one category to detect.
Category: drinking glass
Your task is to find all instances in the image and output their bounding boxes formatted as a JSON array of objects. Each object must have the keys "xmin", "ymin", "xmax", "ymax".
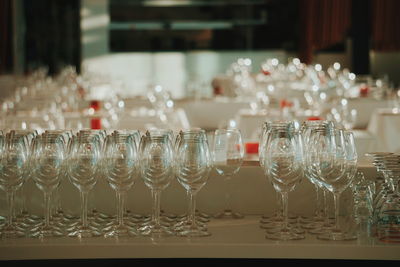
[
  {"xmin": 262, "ymin": 123, "xmax": 305, "ymax": 240},
  {"xmin": 259, "ymin": 121, "xmax": 299, "ymax": 229},
  {"xmin": 300, "ymin": 120, "xmax": 335, "ymax": 231},
  {"xmin": 103, "ymin": 133, "xmax": 139, "ymax": 237},
  {"xmin": 66, "ymin": 134, "xmax": 102, "ymax": 237},
  {"xmin": 30, "ymin": 133, "xmax": 66, "ymax": 238},
  {"xmin": 376, "ymin": 154, "xmax": 400, "ymax": 243},
  {"xmin": 307, "ymin": 128, "xmax": 358, "ymax": 240},
  {"xmin": 175, "ymin": 130, "xmax": 212, "ymax": 237},
  {"xmin": 213, "ymin": 128, "xmax": 245, "ymax": 219},
  {"xmin": 0, "ymin": 134, "xmax": 29, "ymax": 238},
  {"xmin": 138, "ymin": 130, "xmax": 175, "ymax": 237},
  {"xmin": 111, "ymin": 130, "xmax": 144, "ymax": 223}
]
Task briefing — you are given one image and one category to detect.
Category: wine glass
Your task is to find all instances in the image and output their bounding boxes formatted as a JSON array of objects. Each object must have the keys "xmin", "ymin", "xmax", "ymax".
[
  {"xmin": 259, "ymin": 121, "xmax": 299, "ymax": 227},
  {"xmin": 262, "ymin": 122, "xmax": 305, "ymax": 240},
  {"xmin": 66, "ymin": 134, "xmax": 102, "ymax": 238},
  {"xmin": 307, "ymin": 128, "xmax": 358, "ymax": 240},
  {"xmin": 0, "ymin": 134, "xmax": 29, "ymax": 238},
  {"xmin": 300, "ymin": 120, "xmax": 336, "ymax": 231},
  {"xmin": 213, "ymin": 128, "xmax": 245, "ymax": 219},
  {"xmin": 138, "ymin": 130, "xmax": 175, "ymax": 237},
  {"xmin": 111, "ymin": 130, "xmax": 144, "ymax": 223},
  {"xmin": 103, "ymin": 133, "xmax": 139, "ymax": 237},
  {"xmin": 174, "ymin": 129, "xmax": 212, "ymax": 237},
  {"xmin": 29, "ymin": 133, "xmax": 66, "ymax": 238}
]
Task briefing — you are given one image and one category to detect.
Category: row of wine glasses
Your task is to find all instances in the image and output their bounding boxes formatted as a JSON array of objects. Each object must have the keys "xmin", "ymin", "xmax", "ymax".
[
  {"xmin": 258, "ymin": 120, "xmax": 358, "ymax": 241},
  {"xmin": 0, "ymin": 127, "xmax": 246, "ymax": 239}
]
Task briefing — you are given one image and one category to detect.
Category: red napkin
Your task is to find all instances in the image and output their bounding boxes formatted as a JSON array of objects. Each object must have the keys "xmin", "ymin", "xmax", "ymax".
[
  {"xmin": 245, "ymin": 142, "xmax": 259, "ymax": 154},
  {"xmin": 359, "ymin": 85, "xmax": 369, "ymax": 97},
  {"xmin": 307, "ymin": 116, "xmax": 322, "ymax": 121},
  {"xmin": 90, "ymin": 100, "xmax": 101, "ymax": 111},
  {"xmin": 91, "ymin": 118, "xmax": 101, "ymax": 129}
]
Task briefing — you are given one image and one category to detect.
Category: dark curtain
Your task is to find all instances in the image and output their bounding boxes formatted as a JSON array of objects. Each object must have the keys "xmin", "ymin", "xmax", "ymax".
[
  {"xmin": 371, "ymin": 0, "xmax": 400, "ymax": 51},
  {"xmin": 0, "ymin": 0, "xmax": 13, "ymax": 74},
  {"xmin": 298, "ymin": 0, "xmax": 351, "ymax": 64},
  {"xmin": 24, "ymin": 0, "xmax": 81, "ymax": 75}
]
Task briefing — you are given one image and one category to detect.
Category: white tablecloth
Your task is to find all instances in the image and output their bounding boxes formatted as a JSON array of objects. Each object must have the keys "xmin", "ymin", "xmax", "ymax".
[{"xmin": 367, "ymin": 108, "xmax": 400, "ymax": 153}]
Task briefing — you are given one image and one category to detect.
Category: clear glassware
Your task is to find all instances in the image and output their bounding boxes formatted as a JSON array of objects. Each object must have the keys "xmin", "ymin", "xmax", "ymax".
[
  {"xmin": 138, "ymin": 130, "xmax": 175, "ymax": 237},
  {"xmin": 29, "ymin": 133, "xmax": 66, "ymax": 238},
  {"xmin": 111, "ymin": 130, "xmax": 144, "ymax": 223},
  {"xmin": 66, "ymin": 134, "xmax": 102, "ymax": 238},
  {"xmin": 262, "ymin": 122, "xmax": 305, "ymax": 240},
  {"xmin": 259, "ymin": 121, "xmax": 300, "ymax": 229},
  {"xmin": 213, "ymin": 128, "xmax": 245, "ymax": 219},
  {"xmin": 8, "ymin": 130, "xmax": 41, "ymax": 228},
  {"xmin": 300, "ymin": 120, "xmax": 335, "ymax": 231},
  {"xmin": 376, "ymin": 154, "xmax": 400, "ymax": 243},
  {"xmin": 103, "ymin": 133, "xmax": 139, "ymax": 237},
  {"xmin": 174, "ymin": 129, "xmax": 212, "ymax": 237},
  {"xmin": 307, "ymin": 128, "xmax": 358, "ymax": 241},
  {"xmin": 0, "ymin": 134, "xmax": 29, "ymax": 238}
]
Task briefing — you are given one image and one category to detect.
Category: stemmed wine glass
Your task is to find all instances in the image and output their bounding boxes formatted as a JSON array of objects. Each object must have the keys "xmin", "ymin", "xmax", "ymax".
[
  {"xmin": 300, "ymin": 120, "xmax": 335, "ymax": 231},
  {"xmin": 0, "ymin": 133, "xmax": 29, "ymax": 238},
  {"xmin": 174, "ymin": 129, "xmax": 212, "ymax": 237},
  {"xmin": 66, "ymin": 134, "xmax": 102, "ymax": 238},
  {"xmin": 138, "ymin": 130, "xmax": 175, "ymax": 237},
  {"xmin": 102, "ymin": 133, "xmax": 139, "ymax": 237},
  {"xmin": 29, "ymin": 133, "xmax": 66, "ymax": 238},
  {"xmin": 262, "ymin": 122, "xmax": 305, "ymax": 240},
  {"xmin": 307, "ymin": 128, "xmax": 358, "ymax": 240},
  {"xmin": 213, "ymin": 128, "xmax": 245, "ymax": 219},
  {"xmin": 111, "ymin": 130, "xmax": 144, "ymax": 224}
]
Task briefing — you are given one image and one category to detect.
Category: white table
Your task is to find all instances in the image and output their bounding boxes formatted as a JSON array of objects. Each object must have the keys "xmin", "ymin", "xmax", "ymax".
[
  {"xmin": 367, "ymin": 108, "xmax": 400, "ymax": 153},
  {"xmin": 2, "ymin": 162, "xmax": 396, "ymax": 262}
]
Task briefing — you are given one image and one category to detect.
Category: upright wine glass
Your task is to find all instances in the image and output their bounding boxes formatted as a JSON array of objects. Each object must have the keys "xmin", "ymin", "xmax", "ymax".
[
  {"xmin": 300, "ymin": 120, "xmax": 335, "ymax": 231},
  {"xmin": 307, "ymin": 128, "xmax": 358, "ymax": 241},
  {"xmin": 213, "ymin": 128, "xmax": 245, "ymax": 219},
  {"xmin": 67, "ymin": 134, "xmax": 102, "ymax": 238},
  {"xmin": 30, "ymin": 133, "xmax": 66, "ymax": 238},
  {"xmin": 103, "ymin": 133, "xmax": 139, "ymax": 237},
  {"xmin": 262, "ymin": 123, "xmax": 305, "ymax": 240},
  {"xmin": 138, "ymin": 130, "xmax": 175, "ymax": 237},
  {"xmin": 111, "ymin": 130, "xmax": 145, "ymax": 223},
  {"xmin": 0, "ymin": 134, "xmax": 29, "ymax": 238},
  {"xmin": 175, "ymin": 130, "xmax": 212, "ymax": 237}
]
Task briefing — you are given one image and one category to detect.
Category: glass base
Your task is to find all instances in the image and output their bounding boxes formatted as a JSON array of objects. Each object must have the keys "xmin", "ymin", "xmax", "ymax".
[
  {"xmin": 214, "ymin": 209, "xmax": 244, "ymax": 219},
  {"xmin": 176, "ymin": 224, "xmax": 211, "ymax": 237},
  {"xmin": 266, "ymin": 228, "xmax": 305, "ymax": 241},
  {"xmin": 104, "ymin": 224, "xmax": 138, "ymax": 238},
  {"xmin": 138, "ymin": 222, "xmax": 175, "ymax": 237},
  {"xmin": 68, "ymin": 225, "xmax": 102, "ymax": 238},
  {"xmin": 260, "ymin": 220, "xmax": 300, "ymax": 231},
  {"xmin": 1, "ymin": 224, "xmax": 26, "ymax": 238},
  {"xmin": 30, "ymin": 224, "xmax": 64, "ymax": 238},
  {"xmin": 317, "ymin": 229, "xmax": 357, "ymax": 241},
  {"xmin": 308, "ymin": 222, "xmax": 335, "ymax": 235}
]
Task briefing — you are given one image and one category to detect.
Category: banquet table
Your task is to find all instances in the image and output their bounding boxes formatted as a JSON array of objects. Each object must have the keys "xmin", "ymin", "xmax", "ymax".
[
  {"xmin": 2, "ymin": 161, "xmax": 399, "ymax": 262},
  {"xmin": 368, "ymin": 108, "xmax": 400, "ymax": 153}
]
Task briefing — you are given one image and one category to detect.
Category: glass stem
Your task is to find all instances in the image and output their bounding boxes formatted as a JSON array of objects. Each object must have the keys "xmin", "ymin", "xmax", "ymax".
[
  {"xmin": 81, "ymin": 191, "xmax": 89, "ymax": 228},
  {"xmin": 189, "ymin": 191, "xmax": 197, "ymax": 228},
  {"xmin": 224, "ymin": 174, "xmax": 232, "ymax": 212},
  {"xmin": 314, "ymin": 185, "xmax": 322, "ymax": 218},
  {"xmin": 117, "ymin": 191, "xmax": 124, "ymax": 227},
  {"xmin": 153, "ymin": 190, "xmax": 161, "ymax": 226},
  {"xmin": 322, "ymin": 189, "xmax": 330, "ymax": 226},
  {"xmin": 282, "ymin": 191, "xmax": 289, "ymax": 230},
  {"xmin": 333, "ymin": 192, "xmax": 341, "ymax": 232},
  {"xmin": 6, "ymin": 191, "xmax": 14, "ymax": 226},
  {"xmin": 44, "ymin": 192, "xmax": 51, "ymax": 228}
]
